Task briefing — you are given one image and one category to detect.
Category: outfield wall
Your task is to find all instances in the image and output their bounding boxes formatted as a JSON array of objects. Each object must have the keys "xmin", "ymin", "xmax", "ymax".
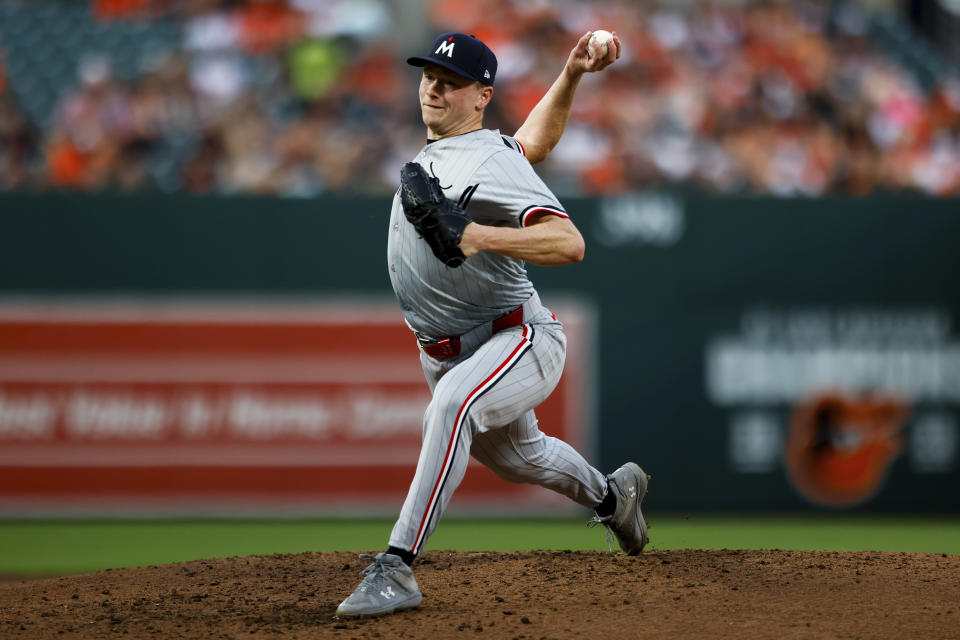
[{"xmin": 1, "ymin": 192, "xmax": 958, "ymax": 512}]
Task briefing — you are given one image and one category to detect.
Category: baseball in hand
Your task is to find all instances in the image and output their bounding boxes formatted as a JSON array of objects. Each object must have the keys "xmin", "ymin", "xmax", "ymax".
[{"xmin": 588, "ymin": 29, "xmax": 614, "ymax": 59}]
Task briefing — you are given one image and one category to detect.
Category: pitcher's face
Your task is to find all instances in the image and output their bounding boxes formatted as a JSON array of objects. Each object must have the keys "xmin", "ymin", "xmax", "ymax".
[{"xmin": 418, "ymin": 63, "xmax": 490, "ymax": 138}]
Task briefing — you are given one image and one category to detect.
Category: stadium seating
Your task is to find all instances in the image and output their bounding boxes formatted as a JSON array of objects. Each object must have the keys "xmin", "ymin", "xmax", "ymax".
[{"xmin": 0, "ymin": 0, "xmax": 958, "ymax": 196}]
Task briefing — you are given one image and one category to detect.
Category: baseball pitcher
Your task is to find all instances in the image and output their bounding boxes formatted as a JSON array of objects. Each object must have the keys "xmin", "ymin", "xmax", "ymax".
[{"xmin": 337, "ymin": 30, "xmax": 650, "ymax": 618}]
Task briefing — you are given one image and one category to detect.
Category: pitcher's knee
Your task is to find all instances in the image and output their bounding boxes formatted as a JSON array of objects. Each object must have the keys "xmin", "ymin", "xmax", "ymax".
[{"xmin": 472, "ymin": 431, "xmax": 547, "ymax": 485}]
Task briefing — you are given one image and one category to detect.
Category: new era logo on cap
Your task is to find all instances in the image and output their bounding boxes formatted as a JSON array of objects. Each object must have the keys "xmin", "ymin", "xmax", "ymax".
[{"xmin": 407, "ymin": 32, "xmax": 497, "ymax": 86}]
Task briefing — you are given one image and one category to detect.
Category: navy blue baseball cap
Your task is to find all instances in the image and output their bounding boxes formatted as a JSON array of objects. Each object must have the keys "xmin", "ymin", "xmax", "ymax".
[{"xmin": 407, "ymin": 32, "xmax": 497, "ymax": 86}]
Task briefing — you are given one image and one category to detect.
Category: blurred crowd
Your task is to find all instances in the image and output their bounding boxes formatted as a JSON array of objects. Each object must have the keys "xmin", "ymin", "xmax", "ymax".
[{"xmin": 2, "ymin": 0, "xmax": 960, "ymax": 197}]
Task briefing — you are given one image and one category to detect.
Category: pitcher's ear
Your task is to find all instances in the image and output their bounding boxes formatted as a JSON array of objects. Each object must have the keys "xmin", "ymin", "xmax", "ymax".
[{"xmin": 476, "ymin": 85, "xmax": 493, "ymax": 110}]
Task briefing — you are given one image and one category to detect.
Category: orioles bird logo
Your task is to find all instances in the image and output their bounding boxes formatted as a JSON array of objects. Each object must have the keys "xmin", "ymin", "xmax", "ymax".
[{"xmin": 784, "ymin": 392, "xmax": 909, "ymax": 508}]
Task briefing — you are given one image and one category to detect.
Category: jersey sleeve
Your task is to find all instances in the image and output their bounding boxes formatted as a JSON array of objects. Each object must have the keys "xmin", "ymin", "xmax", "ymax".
[
  {"xmin": 463, "ymin": 148, "xmax": 569, "ymax": 228},
  {"xmin": 499, "ymin": 134, "xmax": 526, "ymax": 157}
]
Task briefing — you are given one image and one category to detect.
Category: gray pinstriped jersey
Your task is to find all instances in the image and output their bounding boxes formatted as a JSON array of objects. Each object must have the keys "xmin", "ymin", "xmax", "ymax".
[{"xmin": 387, "ymin": 128, "xmax": 568, "ymax": 338}]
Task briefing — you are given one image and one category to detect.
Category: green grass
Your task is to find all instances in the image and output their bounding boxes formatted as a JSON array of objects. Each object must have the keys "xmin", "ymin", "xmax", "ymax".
[{"xmin": 1, "ymin": 515, "xmax": 958, "ymax": 576}]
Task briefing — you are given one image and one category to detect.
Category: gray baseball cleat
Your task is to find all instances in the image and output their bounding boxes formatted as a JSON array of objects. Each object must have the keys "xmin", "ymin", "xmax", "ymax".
[
  {"xmin": 590, "ymin": 462, "xmax": 650, "ymax": 555},
  {"xmin": 336, "ymin": 553, "xmax": 422, "ymax": 617}
]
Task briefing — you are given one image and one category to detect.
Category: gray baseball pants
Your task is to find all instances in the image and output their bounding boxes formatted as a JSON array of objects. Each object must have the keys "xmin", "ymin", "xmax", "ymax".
[{"xmin": 388, "ymin": 295, "xmax": 607, "ymax": 555}]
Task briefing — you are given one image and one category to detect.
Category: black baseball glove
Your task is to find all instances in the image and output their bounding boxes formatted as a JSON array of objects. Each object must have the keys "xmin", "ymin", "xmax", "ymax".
[{"xmin": 399, "ymin": 162, "xmax": 472, "ymax": 268}]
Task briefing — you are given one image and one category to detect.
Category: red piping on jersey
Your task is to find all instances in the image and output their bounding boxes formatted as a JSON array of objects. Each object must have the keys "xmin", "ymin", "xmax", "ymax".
[
  {"xmin": 515, "ymin": 138, "xmax": 525, "ymax": 156},
  {"xmin": 411, "ymin": 324, "xmax": 532, "ymax": 554},
  {"xmin": 521, "ymin": 207, "xmax": 570, "ymax": 227}
]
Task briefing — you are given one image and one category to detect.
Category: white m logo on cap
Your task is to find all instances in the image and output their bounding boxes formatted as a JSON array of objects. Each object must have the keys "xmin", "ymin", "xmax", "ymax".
[{"xmin": 435, "ymin": 40, "xmax": 455, "ymax": 58}]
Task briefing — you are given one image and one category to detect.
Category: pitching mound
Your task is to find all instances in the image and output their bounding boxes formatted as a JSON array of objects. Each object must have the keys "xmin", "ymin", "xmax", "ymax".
[{"xmin": 3, "ymin": 549, "xmax": 958, "ymax": 639}]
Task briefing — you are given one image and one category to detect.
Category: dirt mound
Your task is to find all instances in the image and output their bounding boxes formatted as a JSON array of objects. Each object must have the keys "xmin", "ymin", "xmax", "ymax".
[{"xmin": 2, "ymin": 549, "xmax": 958, "ymax": 639}]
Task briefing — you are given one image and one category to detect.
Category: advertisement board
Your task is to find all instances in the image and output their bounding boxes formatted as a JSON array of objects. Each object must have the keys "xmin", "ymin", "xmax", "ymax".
[{"xmin": 0, "ymin": 299, "xmax": 594, "ymax": 515}]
